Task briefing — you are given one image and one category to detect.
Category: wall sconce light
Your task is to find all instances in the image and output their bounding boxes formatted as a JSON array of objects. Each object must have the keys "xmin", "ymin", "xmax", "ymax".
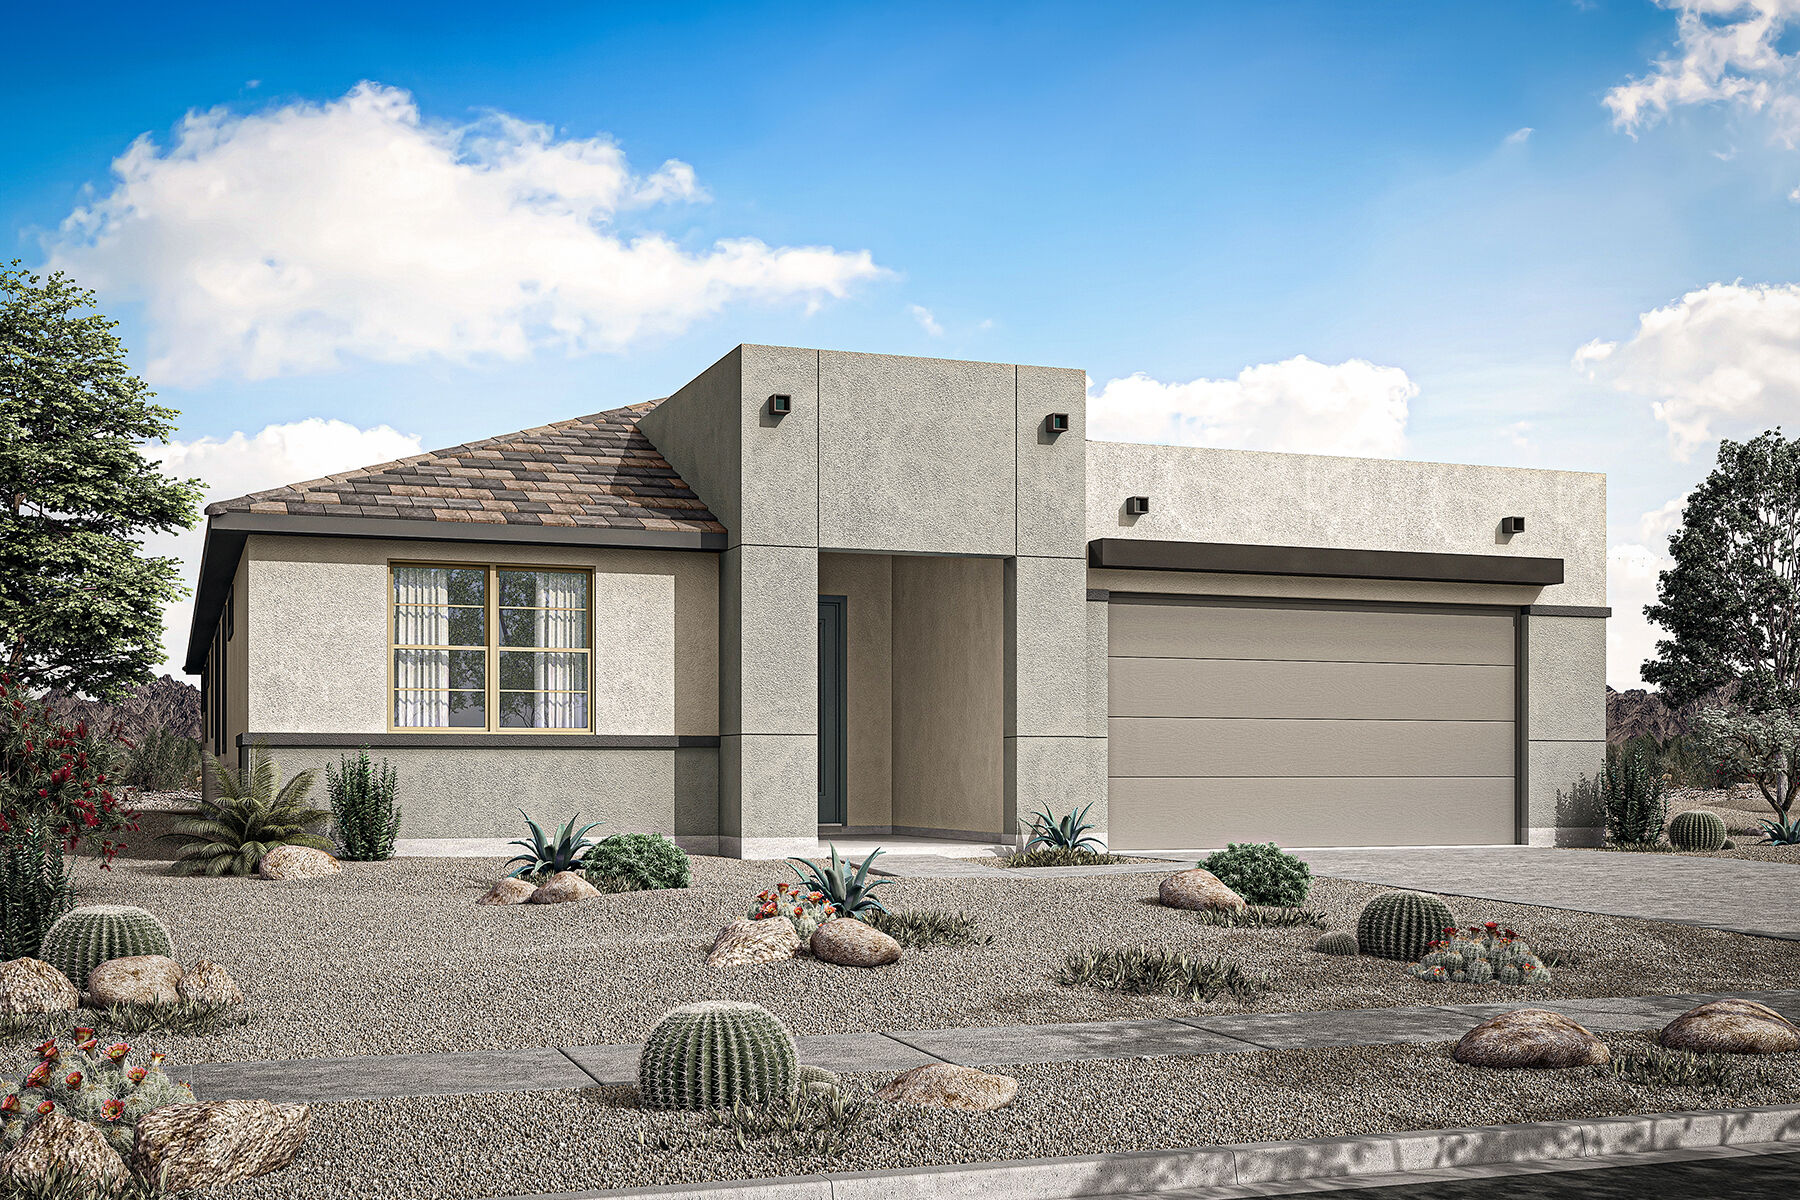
[
  {"xmin": 1126, "ymin": 496, "xmax": 1151, "ymax": 516},
  {"xmin": 1501, "ymin": 516, "xmax": 1526, "ymax": 535},
  {"xmin": 1045, "ymin": 412, "xmax": 1070, "ymax": 435},
  {"xmin": 767, "ymin": 394, "xmax": 792, "ymax": 417}
]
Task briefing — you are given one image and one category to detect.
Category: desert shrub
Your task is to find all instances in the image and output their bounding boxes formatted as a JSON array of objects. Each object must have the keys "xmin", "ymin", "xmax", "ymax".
[
  {"xmin": 325, "ymin": 748, "xmax": 400, "ymax": 861},
  {"xmin": 1356, "ymin": 891, "xmax": 1455, "ymax": 962},
  {"xmin": 1609, "ymin": 1044, "xmax": 1737, "ymax": 1089},
  {"xmin": 584, "ymin": 832, "xmax": 690, "ymax": 890},
  {"xmin": 1410, "ymin": 923, "xmax": 1550, "ymax": 986},
  {"xmin": 699, "ymin": 1087, "xmax": 893, "ymax": 1161},
  {"xmin": 787, "ymin": 844, "xmax": 891, "ymax": 919},
  {"xmin": 1, "ymin": 1033, "xmax": 193, "ymax": 1155},
  {"xmin": 1019, "ymin": 801, "xmax": 1105, "ymax": 852},
  {"xmin": 1615, "ymin": 732, "xmax": 1724, "ymax": 790},
  {"xmin": 116, "ymin": 728, "xmax": 200, "ymax": 793},
  {"xmin": 1192, "ymin": 905, "xmax": 1326, "ymax": 929},
  {"xmin": 0, "ymin": 819, "xmax": 73, "ymax": 961},
  {"xmin": 0, "ymin": 1164, "xmax": 166, "ymax": 1199},
  {"xmin": 503, "ymin": 810, "xmax": 604, "ymax": 880},
  {"xmin": 1200, "ymin": 842, "xmax": 1312, "ymax": 906},
  {"xmin": 165, "ymin": 746, "xmax": 331, "ymax": 876},
  {"xmin": 1600, "ymin": 745, "xmax": 1669, "ymax": 847},
  {"xmin": 1668, "ymin": 809, "xmax": 1728, "ymax": 851},
  {"xmin": 1, "ymin": 680, "xmax": 136, "ymax": 864},
  {"xmin": 1057, "ymin": 945, "xmax": 1269, "ymax": 1002},
  {"xmin": 1314, "ymin": 931, "xmax": 1359, "ymax": 956},
  {"xmin": 94, "ymin": 1001, "xmax": 248, "ymax": 1037},
  {"xmin": 747, "ymin": 882, "xmax": 837, "ymax": 939},
  {"xmin": 39, "ymin": 906, "xmax": 172, "ymax": 992},
  {"xmin": 867, "ymin": 909, "xmax": 992, "ymax": 948},
  {"xmin": 1000, "ymin": 847, "xmax": 1130, "ymax": 868}
]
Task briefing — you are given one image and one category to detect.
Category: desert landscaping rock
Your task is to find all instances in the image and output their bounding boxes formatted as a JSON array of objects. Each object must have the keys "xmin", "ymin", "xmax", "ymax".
[
  {"xmin": 133, "ymin": 1099, "xmax": 311, "ymax": 1192},
  {"xmin": 876, "ymin": 1063, "xmax": 1018, "ymax": 1110},
  {"xmin": 258, "ymin": 846, "xmax": 342, "ymax": 881},
  {"xmin": 476, "ymin": 878, "xmax": 536, "ymax": 906},
  {"xmin": 0, "ymin": 957, "xmax": 77, "ymax": 1014},
  {"xmin": 811, "ymin": 917, "xmax": 902, "ymax": 967},
  {"xmin": 177, "ymin": 959, "xmax": 246, "ymax": 1008},
  {"xmin": 1159, "ymin": 868, "xmax": 1246, "ymax": 912},
  {"xmin": 1660, "ymin": 998, "xmax": 1800, "ymax": 1054},
  {"xmin": 529, "ymin": 870, "xmax": 599, "ymax": 904},
  {"xmin": 87, "ymin": 953, "xmax": 184, "ymax": 1007},
  {"xmin": 1453, "ymin": 1008, "xmax": 1611, "ymax": 1068},
  {"xmin": 0, "ymin": 1107, "xmax": 129, "ymax": 1189},
  {"xmin": 706, "ymin": 918, "xmax": 800, "ymax": 968}
]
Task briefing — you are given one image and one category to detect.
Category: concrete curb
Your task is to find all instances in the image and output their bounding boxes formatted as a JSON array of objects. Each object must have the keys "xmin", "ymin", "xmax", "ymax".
[{"xmin": 499, "ymin": 1103, "xmax": 1800, "ymax": 1200}]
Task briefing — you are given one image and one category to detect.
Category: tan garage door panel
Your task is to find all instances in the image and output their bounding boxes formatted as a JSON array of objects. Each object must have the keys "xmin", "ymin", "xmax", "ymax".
[
  {"xmin": 1109, "ymin": 658, "xmax": 1515, "ymax": 721},
  {"xmin": 1109, "ymin": 602, "xmax": 1515, "ymax": 666},
  {"xmin": 1109, "ymin": 777, "xmax": 1518, "ymax": 849},
  {"xmin": 1108, "ymin": 717, "xmax": 1515, "ymax": 778}
]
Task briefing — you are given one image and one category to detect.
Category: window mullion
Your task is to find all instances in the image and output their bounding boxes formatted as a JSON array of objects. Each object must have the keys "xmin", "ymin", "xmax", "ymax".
[{"xmin": 487, "ymin": 565, "xmax": 499, "ymax": 732}]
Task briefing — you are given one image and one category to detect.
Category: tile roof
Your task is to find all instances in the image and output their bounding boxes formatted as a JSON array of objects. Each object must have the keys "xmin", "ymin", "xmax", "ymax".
[{"xmin": 206, "ymin": 401, "xmax": 724, "ymax": 535}]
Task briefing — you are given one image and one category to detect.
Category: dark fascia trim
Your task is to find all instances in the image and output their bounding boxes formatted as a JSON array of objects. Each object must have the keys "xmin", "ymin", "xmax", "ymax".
[
  {"xmin": 239, "ymin": 732, "xmax": 720, "ymax": 750},
  {"xmin": 1085, "ymin": 588, "xmax": 1111, "ymax": 602},
  {"xmin": 183, "ymin": 511, "xmax": 729, "ymax": 674},
  {"xmin": 1088, "ymin": 538, "xmax": 1565, "ymax": 588},
  {"xmin": 1524, "ymin": 604, "xmax": 1611, "ymax": 618}
]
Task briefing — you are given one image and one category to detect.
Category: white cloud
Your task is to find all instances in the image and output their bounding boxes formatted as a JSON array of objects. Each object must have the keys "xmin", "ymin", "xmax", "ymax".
[
  {"xmin": 46, "ymin": 83, "xmax": 885, "ymax": 385},
  {"xmin": 1575, "ymin": 281, "xmax": 1800, "ymax": 457},
  {"xmin": 1087, "ymin": 355, "xmax": 1416, "ymax": 457},
  {"xmin": 145, "ymin": 419, "xmax": 425, "ymax": 675},
  {"xmin": 908, "ymin": 304, "xmax": 944, "ymax": 336},
  {"xmin": 1504, "ymin": 126, "xmax": 1534, "ymax": 145},
  {"xmin": 1605, "ymin": 1, "xmax": 1800, "ymax": 145}
]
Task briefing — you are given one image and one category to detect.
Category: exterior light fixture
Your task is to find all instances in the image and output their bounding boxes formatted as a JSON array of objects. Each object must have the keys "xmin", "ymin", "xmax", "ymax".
[
  {"xmin": 767, "ymin": 394, "xmax": 792, "ymax": 417},
  {"xmin": 1501, "ymin": 516, "xmax": 1526, "ymax": 535},
  {"xmin": 1126, "ymin": 496, "xmax": 1151, "ymax": 516},
  {"xmin": 1045, "ymin": 412, "xmax": 1070, "ymax": 435}
]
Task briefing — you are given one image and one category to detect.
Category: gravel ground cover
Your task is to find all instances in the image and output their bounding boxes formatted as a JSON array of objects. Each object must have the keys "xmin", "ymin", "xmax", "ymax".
[
  {"xmin": 184, "ymin": 1033, "xmax": 1800, "ymax": 1200},
  {"xmin": 9, "ymin": 856, "xmax": 1800, "ymax": 1068}
]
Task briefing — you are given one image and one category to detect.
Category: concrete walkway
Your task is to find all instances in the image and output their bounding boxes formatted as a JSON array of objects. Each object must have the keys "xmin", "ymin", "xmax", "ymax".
[
  {"xmin": 179, "ymin": 987, "xmax": 1800, "ymax": 1105},
  {"xmin": 1292, "ymin": 847, "xmax": 1800, "ymax": 940}
]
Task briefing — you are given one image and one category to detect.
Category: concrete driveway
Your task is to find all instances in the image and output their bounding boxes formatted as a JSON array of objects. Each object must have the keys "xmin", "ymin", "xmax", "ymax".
[{"xmin": 1295, "ymin": 846, "xmax": 1800, "ymax": 940}]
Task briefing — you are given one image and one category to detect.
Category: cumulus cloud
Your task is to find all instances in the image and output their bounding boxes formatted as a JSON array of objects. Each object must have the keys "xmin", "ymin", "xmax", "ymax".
[
  {"xmin": 1605, "ymin": 0, "xmax": 1800, "ymax": 145},
  {"xmin": 1087, "ymin": 355, "xmax": 1416, "ymax": 457},
  {"xmin": 145, "ymin": 419, "xmax": 424, "ymax": 674},
  {"xmin": 908, "ymin": 304, "xmax": 944, "ymax": 336},
  {"xmin": 46, "ymin": 83, "xmax": 885, "ymax": 385},
  {"xmin": 1575, "ymin": 281, "xmax": 1800, "ymax": 457}
]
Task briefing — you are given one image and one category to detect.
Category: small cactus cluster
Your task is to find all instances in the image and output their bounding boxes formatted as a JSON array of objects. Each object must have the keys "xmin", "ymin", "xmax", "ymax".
[
  {"xmin": 1409, "ymin": 922, "xmax": 1551, "ymax": 986},
  {"xmin": 1356, "ymin": 891, "xmax": 1455, "ymax": 962},
  {"xmin": 638, "ymin": 1001, "xmax": 798, "ymax": 1110},
  {"xmin": 39, "ymin": 905, "xmax": 173, "ymax": 991},
  {"xmin": 747, "ymin": 882, "xmax": 837, "ymax": 939},
  {"xmin": 1668, "ymin": 810, "xmax": 1728, "ymax": 852},
  {"xmin": 1, "ymin": 1030, "xmax": 192, "ymax": 1154},
  {"xmin": 1314, "ymin": 931, "xmax": 1360, "ymax": 956}
]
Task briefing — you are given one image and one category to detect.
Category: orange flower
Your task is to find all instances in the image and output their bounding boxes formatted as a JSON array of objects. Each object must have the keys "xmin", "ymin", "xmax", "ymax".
[
  {"xmin": 34, "ymin": 1100, "xmax": 53, "ymax": 1117},
  {"xmin": 63, "ymin": 1071, "xmax": 83, "ymax": 1090},
  {"xmin": 105, "ymin": 1043, "xmax": 130, "ymax": 1064},
  {"xmin": 33, "ymin": 1039, "xmax": 57, "ymax": 1062},
  {"xmin": 101, "ymin": 1099, "xmax": 126, "ymax": 1121}
]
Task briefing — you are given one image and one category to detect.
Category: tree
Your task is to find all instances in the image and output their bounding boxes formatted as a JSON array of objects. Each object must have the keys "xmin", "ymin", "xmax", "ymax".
[
  {"xmin": 0, "ymin": 263, "xmax": 203, "ymax": 699},
  {"xmin": 1688, "ymin": 706, "xmax": 1800, "ymax": 843},
  {"xmin": 1643, "ymin": 430, "xmax": 1800, "ymax": 712}
]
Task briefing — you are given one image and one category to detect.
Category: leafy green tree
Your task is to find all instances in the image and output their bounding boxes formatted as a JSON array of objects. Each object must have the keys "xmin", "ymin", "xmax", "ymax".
[
  {"xmin": 0, "ymin": 263, "xmax": 203, "ymax": 699},
  {"xmin": 1643, "ymin": 430, "xmax": 1800, "ymax": 711}
]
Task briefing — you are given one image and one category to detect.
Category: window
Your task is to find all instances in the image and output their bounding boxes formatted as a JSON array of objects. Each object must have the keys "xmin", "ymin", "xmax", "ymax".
[{"xmin": 391, "ymin": 565, "xmax": 591, "ymax": 730}]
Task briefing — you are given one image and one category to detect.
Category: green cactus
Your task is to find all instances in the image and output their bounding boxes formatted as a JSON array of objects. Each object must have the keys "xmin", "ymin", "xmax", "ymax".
[
  {"xmin": 39, "ymin": 905, "xmax": 173, "ymax": 990},
  {"xmin": 1313, "ymin": 931, "xmax": 1359, "ymax": 956},
  {"xmin": 1668, "ymin": 810, "xmax": 1728, "ymax": 852},
  {"xmin": 795, "ymin": 1064, "xmax": 841, "ymax": 1095},
  {"xmin": 1409, "ymin": 925, "xmax": 1550, "ymax": 987},
  {"xmin": 1356, "ymin": 891, "xmax": 1455, "ymax": 963},
  {"xmin": 638, "ymin": 1001, "xmax": 797, "ymax": 1110}
]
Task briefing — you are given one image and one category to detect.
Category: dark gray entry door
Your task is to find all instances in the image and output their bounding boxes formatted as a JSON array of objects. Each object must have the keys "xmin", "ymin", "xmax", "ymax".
[{"xmin": 818, "ymin": 595, "xmax": 848, "ymax": 825}]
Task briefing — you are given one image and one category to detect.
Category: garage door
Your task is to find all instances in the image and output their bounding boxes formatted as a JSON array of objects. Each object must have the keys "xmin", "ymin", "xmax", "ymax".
[{"xmin": 1107, "ymin": 598, "xmax": 1517, "ymax": 850}]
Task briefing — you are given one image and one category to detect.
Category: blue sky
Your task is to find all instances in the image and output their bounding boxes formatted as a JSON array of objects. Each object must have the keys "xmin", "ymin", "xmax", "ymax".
[{"xmin": 8, "ymin": 0, "xmax": 1800, "ymax": 684}]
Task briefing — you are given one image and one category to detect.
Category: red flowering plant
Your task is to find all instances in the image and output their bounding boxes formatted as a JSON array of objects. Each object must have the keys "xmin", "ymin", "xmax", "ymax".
[
  {"xmin": 0, "ymin": 1036, "xmax": 192, "ymax": 1154},
  {"xmin": 0, "ymin": 676, "xmax": 138, "ymax": 864},
  {"xmin": 746, "ymin": 880, "xmax": 838, "ymax": 939},
  {"xmin": 1409, "ymin": 919, "xmax": 1551, "ymax": 987}
]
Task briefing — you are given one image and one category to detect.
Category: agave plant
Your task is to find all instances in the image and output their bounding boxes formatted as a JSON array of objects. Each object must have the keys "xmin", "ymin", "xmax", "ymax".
[
  {"xmin": 164, "ymin": 745, "xmax": 332, "ymax": 876},
  {"xmin": 1756, "ymin": 815, "xmax": 1800, "ymax": 845},
  {"xmin": 1020, "ymin": 802, "xmax": 1105, "ymax": 852},
  {"xmin": 504, "ymin": 810, "xmax": 606, "ymax": 879},
  {"xmin": 787, "ymin": 844, "xmax": 891, "ymax": 920}
]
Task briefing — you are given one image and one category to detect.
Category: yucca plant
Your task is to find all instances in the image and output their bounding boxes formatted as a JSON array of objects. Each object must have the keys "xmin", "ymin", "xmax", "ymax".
[
  {"xmin": 787, "ymin": 844, "xmax": 891, "ymax": 920},
  {"xmin": 504, "ymin": 810, "xmax": 605, "ymax": 879},
  {"xmin": 162, "ymin": 745, "xmax": 331, "ymax": 876},
  {"xmin": 1020, "ymin": 801, "xmax": 1105, "ymax": 852}
]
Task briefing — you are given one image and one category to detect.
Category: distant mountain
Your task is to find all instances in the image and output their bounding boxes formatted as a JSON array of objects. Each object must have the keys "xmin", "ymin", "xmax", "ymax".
[
  {"xmin": 1606, "ymin": 685, "xmax": 1712, "ymax": 745},
  {"xmin": 39, "ymin": 675, "xmax": 201, "ymax": 739}
]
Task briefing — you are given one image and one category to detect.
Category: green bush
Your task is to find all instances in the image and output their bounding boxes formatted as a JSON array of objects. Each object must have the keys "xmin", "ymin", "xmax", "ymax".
[
  {"xmin": 1668, "ymin": 809, "xmax": 1728, "ymax": 852},
  {"xmin": 584, "ymin": 832, "xmax": 690, "ymax": 890},
  {"xmin": 1000, "ymin": 847, "xmax": 1129, "ymax": 868},
  {"xmin": 325, "ymin": 747, "xmax": 400, "ymax": 861},
  {"xmin": 1600, "ymin": 746, "xmax": 1668, "ymax": 847},
  {"xmin": 0, "ymin": 819, "xmax": 73, "ymax": 962},
  {"xmin": 1200, "ymin": 842, "xmax": 1312, "ymax": 906},
  {"xmin": 117, "ymin": 727, "xmax": 201, "ymax": 792}
]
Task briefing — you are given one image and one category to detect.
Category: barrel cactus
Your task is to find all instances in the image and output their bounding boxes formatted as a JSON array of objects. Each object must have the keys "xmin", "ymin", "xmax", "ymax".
[
  {"xmin": 39, "ymin": 906, "xmax": 173, "ymax": 991},
  {"xmin": 1314, "ymin": 931, "xmax": 1359, "ymax": 956},
  {"xmin": 1668, "ymin": 810, "xmax": 1728, "ymax": 852},
  {"xmin": 638, "ymin": 1001, "xmax": 797, "ymax": 1110},
  {"xmin": 1356, "ymin": 891, "xmax": 1455, "ymax": 963}
]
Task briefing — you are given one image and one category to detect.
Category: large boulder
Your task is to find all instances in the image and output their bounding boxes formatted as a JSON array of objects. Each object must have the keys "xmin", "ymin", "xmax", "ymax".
[
  {"xmin": 707, "ymin": 918, "xmax": 801, "ymax": 968},
  {"xmin": 257, "ymin": 845, "xmax": 341, "ymax": 881},
  {"xmin": 1660, "ymin": 999, "xmax": 1800, "ymax": 1055},
  {"xmin": 0, "ymin": 1107, "xmax": 130, "ymax": 1189},
  {"xmin": 132, "ymin": 1099, "xmax": 310, "ymax": 1192},
  {"xmin": 811, "ymin": 918, "xmax": 902, "ymax": 967},
  {"xmin": 176, "ymin": 960, "xmax": 245, "ymax": 1008},
  {"xmin": 1453, "ymin": 1008, "xmax": 1611, "ymax": 1068},
  {"xmin": 478, "ymin": 878, "xmax": 537, "ymax": 906},
  {"xmin": 0, "ymin": 957, "xmax": 78, "ymax": 1015},
  {"xmin": 529, "ymin": 871, "xmax": 599, "ymax": 904},
  {"xmin": 1158, "ymin": 868, "xmax": 1246, "ymax": 912},
  {"xmin": 88, "ymin": 954, "xmax": 184, "ymax": 1008},
  {"xmin": 876, "ymin": 1064, "xmax": 1017, "ymax": 1110}
]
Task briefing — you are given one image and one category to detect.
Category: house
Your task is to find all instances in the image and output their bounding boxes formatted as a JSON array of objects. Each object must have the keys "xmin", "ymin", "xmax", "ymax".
[{"xmin": 184, "ymin": 345, "xmax": 1607, "ymax": 856}]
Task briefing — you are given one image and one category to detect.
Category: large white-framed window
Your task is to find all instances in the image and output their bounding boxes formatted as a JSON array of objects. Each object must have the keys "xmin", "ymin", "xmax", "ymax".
[{"xmin": 390, "ymin": 563, "xmax": 592, "ymax": 731}]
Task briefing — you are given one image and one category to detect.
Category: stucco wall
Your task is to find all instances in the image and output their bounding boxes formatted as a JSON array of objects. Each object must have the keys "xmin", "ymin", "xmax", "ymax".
[
  {"xmin": 1525, "ymin": 614, "xmax": 1608, "ymax": 845},
  {"xmin": 818, "ymin": 552, "xmax": 893, "ymax": 829}
]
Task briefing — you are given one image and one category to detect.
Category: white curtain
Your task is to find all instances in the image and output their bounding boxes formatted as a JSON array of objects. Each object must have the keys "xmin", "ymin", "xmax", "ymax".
[
  {"xmin": 393, "ymin": 567, "xmax": 450, "ymax": 727},
  {"xmin": 531, "ymin": 571, "xmax": 587, "ymax": 728}
]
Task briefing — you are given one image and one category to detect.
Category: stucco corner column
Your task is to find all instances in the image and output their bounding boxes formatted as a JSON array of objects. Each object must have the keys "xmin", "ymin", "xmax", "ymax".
[{"xmin": 1004, "ymin": 554, "xmax": 1105, "ymax": 846}]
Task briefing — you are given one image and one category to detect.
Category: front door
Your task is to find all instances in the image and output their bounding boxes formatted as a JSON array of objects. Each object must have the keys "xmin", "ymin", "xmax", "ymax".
[{"xmin": 817, "ymin": 596, "xmax": 848, "ymax": 825}]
